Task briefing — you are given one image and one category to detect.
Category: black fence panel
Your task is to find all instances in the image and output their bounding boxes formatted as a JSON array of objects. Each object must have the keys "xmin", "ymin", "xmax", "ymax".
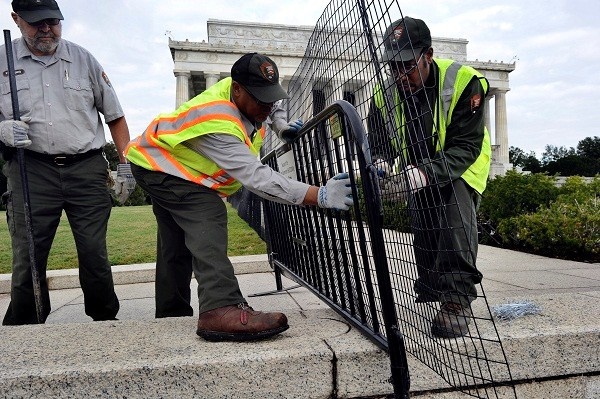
[
  {"xmin": 261, "ymin": 101, "xmax": 410, "ymax": 398},
  {"xmin": 229, "ymin": 0, "xmax": 518, "ymax": 397}
]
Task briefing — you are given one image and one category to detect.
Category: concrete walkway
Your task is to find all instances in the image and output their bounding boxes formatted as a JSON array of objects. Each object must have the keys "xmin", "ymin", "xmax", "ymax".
[{"xmin": 0, "ymin": 247, "xmax": 599, "ymax": 398}]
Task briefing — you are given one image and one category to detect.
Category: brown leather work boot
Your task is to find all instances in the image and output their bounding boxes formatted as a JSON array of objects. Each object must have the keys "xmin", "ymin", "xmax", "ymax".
[
  {"xmin": 431, "ymin": 302, "xmax": 472, "ymax": 338},
  {"xmin": 196, "ymin": 303, "xmax": 288, "ymax": 342}
]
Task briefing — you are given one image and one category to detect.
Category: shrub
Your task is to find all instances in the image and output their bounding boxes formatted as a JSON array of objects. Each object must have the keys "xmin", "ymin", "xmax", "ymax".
[
  {"xmin": 556, "ymin": 175, "xmax": 600, "ymax": 202},
  {"xmin": 112, "ymin": 185, "xmax": 150, "ymax": 207},
  {"xmin": 479, "ymin": 170, "xmax": 559, "ymax": 226},
  {"xmin": 381, "ymin": 199, "xmax": 410, "ymax": 232},
  {"xmin": 498, "ymin": 195, "xmax": 600, "ymax": 262},
  {"xmin": 355, "ymin": 177, "xmax": 410, "ymax": 232}
]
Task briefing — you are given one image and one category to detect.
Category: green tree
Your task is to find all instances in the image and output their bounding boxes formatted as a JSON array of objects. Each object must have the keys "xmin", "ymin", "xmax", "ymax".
[
  {"xmin": 538, "ymin": 138, "xmax": 600, "ymax": 176},
  {"xmin": 544, "ymin": 154, "xmax": 600, "ymax": 176},
  {"xmin": 541, "ymin": 144, "xmax": 576, "ymax": 166},
  {"xmin": 509, "ymin": 146, "xmax": 526, "ymax": 166},
  {"xmin": 510, "ymin": 146, "xmax": 541, "ymax": 172},
  {"xmin": 521, "ymin": 155, "xmax": 542, "ymax": 173},
  {"xmin": 577, "ymin": 136, "xmax": 600, "ymax": 159}
]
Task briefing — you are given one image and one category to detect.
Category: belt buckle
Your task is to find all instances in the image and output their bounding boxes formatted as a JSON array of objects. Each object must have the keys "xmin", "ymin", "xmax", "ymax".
[{"xmin": 54, "ymin": 156, "xmax": 67, "ymax": 166}]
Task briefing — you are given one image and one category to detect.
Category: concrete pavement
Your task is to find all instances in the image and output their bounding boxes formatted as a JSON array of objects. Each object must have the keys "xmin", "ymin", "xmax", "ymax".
[{"xmin": 0, "ymin": 247, "xmax": 599, "ymax": 398}]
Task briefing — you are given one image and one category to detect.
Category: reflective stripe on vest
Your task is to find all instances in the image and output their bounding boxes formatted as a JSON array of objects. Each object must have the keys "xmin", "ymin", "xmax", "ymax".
[
  {"xmin": 373, "ymin": 59, "xmax": 491, "ymax": 194},
  {"xmin": 125, "ymin": 78, "xmax": 265, "ymax": 196}
]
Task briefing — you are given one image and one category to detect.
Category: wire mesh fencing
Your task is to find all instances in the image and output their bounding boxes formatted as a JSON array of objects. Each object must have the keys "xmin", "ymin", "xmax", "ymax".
[{"xmin": 230, "ymin": 0, "xmax": 518, "ymax": 397}]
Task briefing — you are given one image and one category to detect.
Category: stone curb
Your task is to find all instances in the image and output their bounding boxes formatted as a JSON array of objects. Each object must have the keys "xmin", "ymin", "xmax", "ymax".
[{"xmin": 0, "ymin": 254, "xmax": 271, "ymax": 294}]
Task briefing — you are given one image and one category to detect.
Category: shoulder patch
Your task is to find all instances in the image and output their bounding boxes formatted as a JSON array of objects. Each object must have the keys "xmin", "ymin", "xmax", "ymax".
[
  {"xmin": 470, "ymin": 93, "xmax": 481, "ymax": 112},
  {"xmin": 102, "ymin": 71, "xmax": 112, "ymax": 87}
]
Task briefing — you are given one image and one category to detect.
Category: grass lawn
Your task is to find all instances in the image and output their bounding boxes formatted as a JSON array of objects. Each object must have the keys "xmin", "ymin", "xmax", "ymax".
[{"xmin": 0, "ymin": 204, "xmax": 266, "ymax": 274}]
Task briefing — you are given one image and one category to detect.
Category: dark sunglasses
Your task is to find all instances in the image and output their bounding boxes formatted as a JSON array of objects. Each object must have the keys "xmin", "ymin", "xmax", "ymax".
[{"xmin": 25, "ymin": 18, "xmax": 61, "ymax": 27}]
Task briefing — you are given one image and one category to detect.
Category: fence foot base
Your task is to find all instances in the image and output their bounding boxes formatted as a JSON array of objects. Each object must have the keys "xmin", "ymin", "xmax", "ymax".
[{"xmin": 248, "ymin": 284, "xmax": 302, "ymax": 297}]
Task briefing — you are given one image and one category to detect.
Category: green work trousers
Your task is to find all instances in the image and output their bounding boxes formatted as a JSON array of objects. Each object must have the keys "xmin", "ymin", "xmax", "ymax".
[
  {"xmin": 131, "ymin": 165, "xmax": 245, "ymax": 317},
  {"xmin": 410, "ymin": 178, "xmax": 483, "ymax": 307},
  {"xmin": 2, "ymin": 153, "xmax": 119, "ymax": 325}
]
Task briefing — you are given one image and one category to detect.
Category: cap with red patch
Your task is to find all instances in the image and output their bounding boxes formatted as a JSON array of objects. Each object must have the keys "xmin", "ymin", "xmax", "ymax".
[
  {"xmin": 381, "ymin": 17, "xmax": 431, "ymax": 63},
  {"xmin": 231, "ymin": 53, "xmax": 289, "ymax": 103}
]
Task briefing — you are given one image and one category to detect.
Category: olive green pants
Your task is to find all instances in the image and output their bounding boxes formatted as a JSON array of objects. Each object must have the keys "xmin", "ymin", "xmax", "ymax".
[
  {"xmin": 131, "ymin": 165, "xmax": 245, "ymax": 317},
  {"xmin": 2, "ymin": 153, "xmax": 119, "ymax": 325},
  {"xmin": 410, "ymin": 178, "xmax": 483, "ymax": 307}
]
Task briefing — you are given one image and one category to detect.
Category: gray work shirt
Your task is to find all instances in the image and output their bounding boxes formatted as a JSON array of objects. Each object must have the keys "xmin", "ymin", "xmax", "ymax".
[
  {"xmin": 0, "ymin": 38, "xmax": 124, "ymax": 155},
  {"xmin": 186, "ymin": 110, "xmax": 311, "ymax": 206}
]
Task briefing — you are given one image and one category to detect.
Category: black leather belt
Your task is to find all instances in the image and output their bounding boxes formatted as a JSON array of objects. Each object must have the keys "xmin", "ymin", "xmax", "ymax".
[{"xmin": 24, "ymin": 148, "xmax": 103, "ymax": 167}]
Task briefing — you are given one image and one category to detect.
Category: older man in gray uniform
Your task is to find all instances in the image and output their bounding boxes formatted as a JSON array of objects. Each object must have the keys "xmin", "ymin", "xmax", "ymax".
[{"xmin": 0, "ymin": 0, "xmax": 135, "ymax": 324}]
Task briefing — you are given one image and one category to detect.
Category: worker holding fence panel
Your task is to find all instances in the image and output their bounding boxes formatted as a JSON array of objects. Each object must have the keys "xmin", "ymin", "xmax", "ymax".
[
  {"xmin": 367, "ymin": 17, "xmax": 491, "ymax": 338},
  {"xmin": 126, "ymin": 53, "xmax": 353, "ymax": 342}
]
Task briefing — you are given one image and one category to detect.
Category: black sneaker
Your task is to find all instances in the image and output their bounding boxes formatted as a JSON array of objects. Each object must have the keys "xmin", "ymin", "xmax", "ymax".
[{"xmin": 431, "ymin": 302, "xmax": 472, "ymax": 338}]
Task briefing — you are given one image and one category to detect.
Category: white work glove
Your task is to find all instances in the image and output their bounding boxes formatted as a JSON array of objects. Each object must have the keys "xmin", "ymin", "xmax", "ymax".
[
  {"xmin": 112, "ymin": 163, "xmax": 136, "ymax": 204},
  {"xmin": 279, "ymin": 119, "xmax": 303, "ymax": 144},
  {"xmin": 379, "ymin": 176, "xmax": 407, "ymax": 202},
  {"xmin": 0, "ymin": 119, "xmax": 32, "ymax": 148},
  {"xmin": 376, "ymin": 163, "xmax": 427, "ymax": 202},
  {"xmin": 317, "ymin": 172, "xmax": 353, "ymax": 211},
  {"xmin": 374, "ymin": 159, "xmax": 406, "ymax": 202},
  {"xmin": 403, "ymin": 165, "xmax": 427, "ymax": 193}
]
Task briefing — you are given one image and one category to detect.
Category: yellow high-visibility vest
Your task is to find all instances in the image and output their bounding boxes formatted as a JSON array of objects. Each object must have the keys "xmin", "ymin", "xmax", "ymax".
[
  {"xmin": 373, "ymin": 59, "xmax": 491, "ymax": 194},
  {"xmin": 125, "ymin": 78, "xmax": 264, "ymax": 196}
]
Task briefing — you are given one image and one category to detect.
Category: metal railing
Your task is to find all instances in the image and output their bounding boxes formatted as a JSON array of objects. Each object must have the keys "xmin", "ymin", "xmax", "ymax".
[
  {"xmin": 229, "ymin": 0, "xmax": 518, "ymax": 396},
  {"xmin": 260, "ymin": 100, "xmax": 411, "ymax": 397}
]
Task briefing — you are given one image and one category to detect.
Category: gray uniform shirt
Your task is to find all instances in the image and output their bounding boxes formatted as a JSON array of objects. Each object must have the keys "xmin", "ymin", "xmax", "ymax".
[
  {"xmin": 186, "ymin": 109, "xmax": 311, "ymax": 206},
  {"xmin": 0, "ymin": 38, "xmax": 124, "ymax": 155}
]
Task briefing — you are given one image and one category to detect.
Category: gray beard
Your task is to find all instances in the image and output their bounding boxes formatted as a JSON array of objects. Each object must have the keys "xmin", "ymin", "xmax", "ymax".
[
  {"xmin": 27, "ymin": 36, "xmax": 60, "ymax": 54},
  {"xmin": 19, "ymin": 23, "xmax": 61, "ymax": 55}
]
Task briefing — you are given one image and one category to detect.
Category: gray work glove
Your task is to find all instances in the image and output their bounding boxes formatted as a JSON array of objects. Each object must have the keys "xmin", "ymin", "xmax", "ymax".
[
  {"xmin": 317, "ymin": 172, "xmax": 353, "ymax": 211},
  {"xmin": 379, "ymin": 174, "xmax": 408, "ymax": 202},
  {"xmin": 379, "ymin": 165, "xmax": 427, "ymax": 203},
  {"xmin": 0, "ymin": 119, "xmax": 32, "ymax": 148},
  {"xmin": 111, "ymin": 163, "xmax": 136, "ymax": 204},
  {"xmin": 279, "ymin": 119, "xmax": 303, "ymax": 144},
  {"xmin": 374, "ymin": 159, "xmax": 405, "ymax": 202}
]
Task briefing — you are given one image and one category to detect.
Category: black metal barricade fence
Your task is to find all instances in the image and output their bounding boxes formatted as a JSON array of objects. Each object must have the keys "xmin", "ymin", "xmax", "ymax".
[
  {"xmin": 255, "ymin": 101, "xmax": 411, "ymax": 398},
  {"xmin": 229, "ymin": 0, "xmax": 519, "ymax": 397}
]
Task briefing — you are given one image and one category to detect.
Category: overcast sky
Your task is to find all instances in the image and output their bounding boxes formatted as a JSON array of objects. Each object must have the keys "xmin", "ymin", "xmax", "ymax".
[{"xmin": 1, "ymin": 0, "xmax": 598, "ymax": 156}]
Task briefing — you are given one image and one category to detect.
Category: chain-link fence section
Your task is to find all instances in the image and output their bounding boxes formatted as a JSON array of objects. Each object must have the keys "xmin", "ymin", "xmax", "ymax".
[{"xmin": 230, "ymin": 0, "xmax": 517, "ymax": 397}]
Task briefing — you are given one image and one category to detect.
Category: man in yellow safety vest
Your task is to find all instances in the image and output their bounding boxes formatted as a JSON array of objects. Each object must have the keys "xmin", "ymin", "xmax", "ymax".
[
  {"xmin": 367, "ymin": 17, "xmax": 491, "ymax": 338},
  {"xmin": 126, "ymin": 53, "xmax": 353, "ymax": 342}
]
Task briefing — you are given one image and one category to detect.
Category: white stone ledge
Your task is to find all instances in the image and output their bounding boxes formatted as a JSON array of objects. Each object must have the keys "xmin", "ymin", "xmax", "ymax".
[{"xmin": 0, "ymin": 254, "xmax": 271, "ymax": 294}]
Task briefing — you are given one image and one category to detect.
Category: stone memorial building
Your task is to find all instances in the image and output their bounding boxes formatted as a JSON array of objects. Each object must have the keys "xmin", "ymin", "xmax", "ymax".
[{"xmin": 168, "ymin": 19, "xmax": 515, "ymax": 176}]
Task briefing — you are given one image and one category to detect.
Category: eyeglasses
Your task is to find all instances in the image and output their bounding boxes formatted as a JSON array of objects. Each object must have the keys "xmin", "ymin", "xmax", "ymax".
[
  {"xmin": 24, "ymin": 18, "xmax": 61, "ymax": 27},
  {"xmin": 240, "ymin": 85, "xmax": 275, "ymax": 109},
  {"xmin": 386, "ymin": 52, "xmax": 424, "ymax": 79}
]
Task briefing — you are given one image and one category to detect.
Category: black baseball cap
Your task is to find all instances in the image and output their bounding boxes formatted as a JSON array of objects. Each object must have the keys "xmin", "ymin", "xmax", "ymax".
[
  {"xmin": 12, "ymin": 0, "xmax": 64, "ymax": 23},
  {"xmin": 381, "ymin": 17, "xmax": 431, "ymax": 62},
  {"xmin": 231, "ymin": 53, "xmax": 289, "ymax": 103}
]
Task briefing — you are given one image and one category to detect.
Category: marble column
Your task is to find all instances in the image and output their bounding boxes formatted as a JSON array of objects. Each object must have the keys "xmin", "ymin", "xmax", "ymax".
[
  {"xmin": 174, "ymin": 71, "xmax": 191, "ymax": 109},
  {"xmin": 204, "ymin": 72, "xmax": 220, "ymax": 88},
  {"xmin": 494, "ymin": 90, "xmax": 509, "ymax": 165},
  {"xmin": 484, "ymin": 95, "xmax": 491, "ymax": 134},
  {"xmin": 280, "ymin": 76, "xmax": 289, "ymax": 94}
]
